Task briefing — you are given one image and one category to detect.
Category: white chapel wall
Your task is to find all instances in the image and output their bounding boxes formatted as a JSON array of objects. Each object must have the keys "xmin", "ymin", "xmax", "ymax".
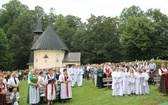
[{"xmin": 34, "ymin": 50, "xmax": 65, "ymax": 69}]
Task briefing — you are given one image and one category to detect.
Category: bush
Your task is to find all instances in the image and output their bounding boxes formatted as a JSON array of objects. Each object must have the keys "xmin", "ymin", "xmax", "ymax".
[{"xmin": 153, "ymin": 60, "xmax": 168, "ymax": 71}]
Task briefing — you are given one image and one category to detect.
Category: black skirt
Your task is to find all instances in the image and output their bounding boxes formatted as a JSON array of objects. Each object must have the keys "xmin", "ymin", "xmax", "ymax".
[
  {"xmin": 0, "ymin": 94, "xmax": 6, "ymax": 105},
  {"xmin": 97, "ymin": 76, "xmax": 103, "ymax": 88},
  {"xmin": 159, "ymin": 75, "xmax": 168, "ymax": 94}
]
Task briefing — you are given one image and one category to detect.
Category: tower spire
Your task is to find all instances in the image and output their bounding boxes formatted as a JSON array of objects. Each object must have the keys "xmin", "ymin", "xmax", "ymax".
[{"xmin": 33, "ymin": 18, "xmax": 43, "ymax": 34}]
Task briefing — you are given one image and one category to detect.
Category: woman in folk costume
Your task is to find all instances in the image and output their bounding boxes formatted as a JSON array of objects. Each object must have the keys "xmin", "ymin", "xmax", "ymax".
[
  {"xmin": 59, "ymin": 69, "xmax": 72, "ymax": 102},
  {"xmin": 45, "ymin": 69, "xmax": 57, "ymax": 105},
  {"xmin": 122, "ymin": 68, "xmax": 131, "ymax": 96},
  {"xmin": 0, "ymin": 77, "xmax": 6, "ymax": 105},
  {"xmin": 96, "ymin": 65, "xmax": 104, "ymax": 89},
  {"xmin": 135, "ymin": 68, "xmax": 143, "ymax": 95},
  {"xmin": 104, "ymin": 64, "xmax": 112, "ymax": 78},
  {"xmin": 3, "ymin": 71, "xmax": 11, "ymax": 92},
  {"xmin": 27, "ymin": 69, "xmax": 40, "ymax": 105},
  {"xmin": 129, "ymin": 68, "xmax": 136, "ymax": 95},
  {"xmin": 159, "ymin": 63, "xmax": 168, "ymax": 95},
  {"xmin": 76, "ymin": 66, "xmax": 83, "ymax": 87},
  {"xmin": 112, "ymin": 68, "xmax": 123, "ymax": 96},
  {"xmin": 141, "ymin": 69, "xmax": 149, "ymax": 94}
]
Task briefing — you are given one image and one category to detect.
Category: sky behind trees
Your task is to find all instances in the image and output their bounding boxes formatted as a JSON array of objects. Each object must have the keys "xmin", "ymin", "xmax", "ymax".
[
  {"xmin": 0, "ymin": 0, "xmax": 168, "ymax": 70},
  {"xmin": 0, "ymin": 0, "xmax": 168, "ymax": 22}
]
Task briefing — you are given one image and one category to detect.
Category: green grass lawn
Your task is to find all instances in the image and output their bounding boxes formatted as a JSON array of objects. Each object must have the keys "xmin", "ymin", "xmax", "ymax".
[{"xmin": 20, "ymin": 79, "xmax": 168, "ymax": 105}]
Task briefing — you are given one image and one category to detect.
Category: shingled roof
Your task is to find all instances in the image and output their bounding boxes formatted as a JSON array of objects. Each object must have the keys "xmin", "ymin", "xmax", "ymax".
[
  {"xmin": 63, "ymin": 52, "xmax": 81, "ymax": 62},
  {"xmin": 31, "ymin": 25, "xmax": 69, "ymax": 52}
]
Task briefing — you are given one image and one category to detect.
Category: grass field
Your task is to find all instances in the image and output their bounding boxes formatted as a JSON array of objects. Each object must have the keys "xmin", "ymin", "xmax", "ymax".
[{"xmin": 20, "ymin": 79, "xmax": 168, "ymax": 105}]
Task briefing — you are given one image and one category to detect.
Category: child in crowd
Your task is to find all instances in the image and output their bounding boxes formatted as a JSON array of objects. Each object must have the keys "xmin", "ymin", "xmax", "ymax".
[
  {"xmin": 135, "ymin": 68, "xmax": 143, "ymax": 95},
  {"xmin": 122, "ymin": 68, "xmax": 131, "ymax": 96},
  {"xmin": 141, "ymin": 69, "xmax": 150, "ymax": 94},
  {"xmin": 129, "ymin": 68, "xmax": 136, "ymax": 95},
  {"xmin": 10, "ymin": 88, "xmax": 20, "ymax": 105}
]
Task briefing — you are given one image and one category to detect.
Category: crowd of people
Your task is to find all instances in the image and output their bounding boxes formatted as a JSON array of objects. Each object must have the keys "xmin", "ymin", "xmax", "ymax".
[
  {"xmin": 85, "ymin": 59, "xmax": 168, "ymax": 96},
  {"xmin": 0, "ymin": 71, "xmax": 20, "ymax": 105},
  {"xmin": 27, "ymin": 65, "xmax": 84, "ymax": 105},
  {"xmin": 1, "ymin": 59, "xmax": 168, "ymax": 105}
]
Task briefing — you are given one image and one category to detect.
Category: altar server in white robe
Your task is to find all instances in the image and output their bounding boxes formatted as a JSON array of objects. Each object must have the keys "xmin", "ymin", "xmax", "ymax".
[
  {"xmin": 69, "ymin": 66, "xmax": 74, "ymax": 86},
  {"xmin": 129, "ymin": 68, "xmax": 136, "ymax": 94},
  {"xmin": 141, "ymin": 69, "xmax": 149, "ymax": 94},
  {"xmin": 122, "ymin": 69, "xmax": 131, "ymax": 96},
  {"xmin": 59, "ymin": 69, "xmax": 72, "ymax": 102},
  {"xmin": 112, "ymin": 68, "xmax": 123, "ymax": 96},
  {"xmin": 73, "ymin": 66, "xmax": 78, "ymax": 84},
  {"xmin": 93, "ymin": 65, "xmax": 98, "ymax": 86},
  {"xmin": 135, "ymin": 68, "xmax": 143, "ymax": 95},
  {"xmin": 77, "ymin": 66, "xmax": 83, "ymax": 87},
  {"xmin": 45, "ymin": 69, "xmax": 57, "ymax": 105},
  {"xmin": 70, "ymin": 66, "xmax": 77, "ymax": 87}
]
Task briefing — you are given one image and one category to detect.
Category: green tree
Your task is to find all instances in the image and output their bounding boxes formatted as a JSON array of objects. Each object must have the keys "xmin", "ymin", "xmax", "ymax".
[
  {"xmin": 145, "ymin": 9, "xmax": 168, "ymax": 59},
  {"xmin": 0, "ymin": 0, "xmax": 28, "ymax": 39},
  {"xmin": 48, "ymin": 8, "xmax": 57, "ymax": 24},
  {"xmin": 9, "ymin": 10, "xmax": 37, "ymax": 69},
  {"xmin": 84, "ymin": 15, "xmax": 121, "ymax": 64},
  {"xmin": 119, "ymin": 5, "xmax": 144, "ymax": 24},
  {"xmin": 0, "ymin": 29, "xmax": 9, "ymax": 70},
  {"xmin": 121, "ymin": 16, "xmax": 155, "ymax": 60},
  {"xmin": 53, "ymin": 14, "xmax": 82, "ymax": 51}
]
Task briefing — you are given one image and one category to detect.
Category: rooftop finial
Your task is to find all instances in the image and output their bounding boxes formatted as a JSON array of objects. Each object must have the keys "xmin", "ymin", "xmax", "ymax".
[{"xmin": 33, "ymin": 18, "xmax": 43, "ymax": 33}]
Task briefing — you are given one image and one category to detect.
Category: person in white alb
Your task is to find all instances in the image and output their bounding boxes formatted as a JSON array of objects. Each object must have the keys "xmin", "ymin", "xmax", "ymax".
[
  {"xmin": 76, "ymin": 66, "xmax": 83, "ymax": 87},
  {"xmin": 135, "ymin": 68, "xmax": 143, "ymax": 95},
  {"xmin": 7, "ymin": 72, "xmax": 20, "ymax": 92},
  {"xmin": 129, "ymin": 68, "xmax": 136, "ymax": 95},
  {"xmin": 112, "ymin": 68, "xmax": 123, "ymax": 96},
  {"xmin": 69, "ymin": 66, "xmax": 76, "ymax": 87},
  {"xmin": 141, "ymin": 69, "xmax": 149, "ymax": 94},
  {"xmin": 122, "ymin": 69, "xmax": 131, "ymax": 96}
]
